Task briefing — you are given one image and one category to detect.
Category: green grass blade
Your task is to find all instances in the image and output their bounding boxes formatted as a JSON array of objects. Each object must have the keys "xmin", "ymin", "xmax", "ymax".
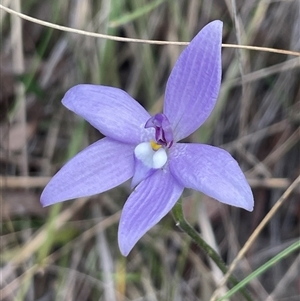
[
  {"xmin": 109, "ymin": 0, "xmax": 166, "ymax": 28},
  {"xmin": 217, "ymin": 240, "xmax": 300, "ymax": 301}
]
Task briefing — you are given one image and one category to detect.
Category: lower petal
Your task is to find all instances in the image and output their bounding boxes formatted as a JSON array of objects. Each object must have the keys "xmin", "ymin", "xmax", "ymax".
[
  {"xmin": 118, "ymin": 168, "xmax": 184, "ymax": 256},
  {"xmin": 169, "ymin": 143, "xmax": 254, "ymax": 211},
  {"xmin": 41, "ymin": 138, "xmax": 135, "ymax": 206}
]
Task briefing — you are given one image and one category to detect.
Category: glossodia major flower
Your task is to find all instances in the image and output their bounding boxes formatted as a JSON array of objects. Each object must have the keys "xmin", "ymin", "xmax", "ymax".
[{"xmin": 41, "ymin": 20, "xmax": 254, "ymax": 256}]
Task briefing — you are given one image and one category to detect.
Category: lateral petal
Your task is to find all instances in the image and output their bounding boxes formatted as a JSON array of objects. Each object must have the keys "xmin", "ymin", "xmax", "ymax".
[
  {"xmin": 164, "ymin": 21, "xmax": 222, "ymax": 141},
  {"xmin": 41, "ymin": 138, "xmax": 135, "ymax": 206},
  {"xmin": 169, "ymin": 143, "xmax": 254, "ymax": 211},
  {"xmin": 62, "ymin": 84, "xmax": 152, "ymax": 144},
  {"xmin": 118, "ymin": 168, "xmax": 184, "ymax": 256}
]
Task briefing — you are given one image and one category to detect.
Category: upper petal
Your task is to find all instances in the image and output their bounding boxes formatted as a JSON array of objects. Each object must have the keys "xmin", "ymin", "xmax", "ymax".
[
  {"xmin": 118, "ymin": 168, "xmax": 184, "ymax": 256},
  {"xmin": 41, "ymin": 138, "xmax": 135, "ymax": 206},
  {"xmin": 164, "ymin": 21, "xmax": 222, "ymax": 141},
  {"xmin": 62, "ymin": 84, "xmax": 152, "ymax": 144},
  {"xmin": 169, "ymin": 143, "xmax": 254, "ymax": 211}
]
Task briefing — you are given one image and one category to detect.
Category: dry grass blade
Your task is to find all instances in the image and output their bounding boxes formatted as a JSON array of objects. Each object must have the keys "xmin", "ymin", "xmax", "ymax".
[
  {"xmin": 225, "ymin": 57, "xmax": 300, "ymax": 88},
  {"xmin": 266, "ymin": 254, "xmax": 300, "ymax": 301},
  {"xmin": 0, "ymin": 4, "xmax": 299, "ymax": 55},
  {"xmin": 198, "ymin": 199, "xmax": 228, "ymax": 296},
  {"xmin": 0, "ymin": 175, "xmax": 291, "ymax": 190},
  {"xmin": 93, "ymin": 204, "xmax": 117, "ymax": 301},
  {"xmin": 210, "ymin": 176, "xmax": 300, "ymax": 301},
  {"xmin": 10, "ymin": 0, "xmax": 28, "ymax": 176},
  {"xmin": 1, "ymin": 210, "xmax": 121, "ymax": 299},
  {"xmin": 1, "ymin": 198, "xmax": 90, "ymax": 284}
]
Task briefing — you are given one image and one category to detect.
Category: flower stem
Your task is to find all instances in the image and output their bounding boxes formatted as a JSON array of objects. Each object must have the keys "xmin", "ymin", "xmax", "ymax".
[{"xmin": 172, "ymin": 201, "xmax": 253, "ymax": 301}]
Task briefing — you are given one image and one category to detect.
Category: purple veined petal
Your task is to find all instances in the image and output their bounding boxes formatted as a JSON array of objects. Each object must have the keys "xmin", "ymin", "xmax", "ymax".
[
  {"xmin": 169, "ymin": 143, "xmax": 254, "ymax": 211},
  {"xmin": 118, "ymin": 168, "xmax": 184, "ymax": 256},
  {"xmin": 62, "ymin": 84, "xmax": 152, "ymax": 144},
  {"xmin": 41, "ymin": 138, "xmax": 135, "ymax": 206},
  {"xmin": 164, "ymin": 21, "xmax": 223, "ymax": 141}
]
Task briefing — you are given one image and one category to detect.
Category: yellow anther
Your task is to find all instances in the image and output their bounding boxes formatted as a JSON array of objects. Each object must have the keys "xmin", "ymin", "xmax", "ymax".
[{"xmin": 150, "ymin": 140, "xmax": 162, "ymax": 151}]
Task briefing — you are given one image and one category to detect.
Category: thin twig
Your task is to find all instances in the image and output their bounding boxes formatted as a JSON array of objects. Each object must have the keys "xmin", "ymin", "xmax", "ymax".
[{"xmin": 0, "ymin": 4, "xmax": 299, "ymax": 56}]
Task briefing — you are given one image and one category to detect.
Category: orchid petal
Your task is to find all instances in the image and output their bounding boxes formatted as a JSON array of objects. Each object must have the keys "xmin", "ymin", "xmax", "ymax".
[
  {"xmin": 164, "ymin": 21, "xmax": 223, "ymax": 141},
  {"xmin": 118, "ymin": 168, "xmax": 184, "ymax": 256},
  {"xmin": 41, "ymin": 138, "xmax": 135, "ymax": 206},
  {"xmin": 169, "ymin": 143, "xmax": 254, "ymax": 211},
  {"xmin": 62, "ymin": 84, "xmax": 152, "ymax": 144}
]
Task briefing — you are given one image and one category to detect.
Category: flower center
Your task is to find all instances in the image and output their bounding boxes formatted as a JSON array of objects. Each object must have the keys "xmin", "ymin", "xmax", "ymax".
[
  {"xmin": 131, "ymin": 114, "xmax": 174, "ymax": 187},
  {"xmin": 150, "ymin": 140, "xmax": 162, "ymax": 151},
  {"xmin": 132, "ymin": 142, "xmax": 167, "ymax": 188},
  {"xmin": 134, "ymin": 142, "xmax": 167, "ymax": 169}
]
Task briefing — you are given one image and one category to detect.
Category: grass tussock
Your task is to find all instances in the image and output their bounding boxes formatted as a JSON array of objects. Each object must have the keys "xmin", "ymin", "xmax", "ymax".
[{"xmin": 1, "ymin": 0, "xmax": 299, "ymax": 300}]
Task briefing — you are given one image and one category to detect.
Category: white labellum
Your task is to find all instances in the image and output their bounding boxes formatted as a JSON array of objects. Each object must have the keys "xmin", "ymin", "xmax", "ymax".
[{"xmin": 134, "ymin": 142, "xmax": 167, "ymax": 169}]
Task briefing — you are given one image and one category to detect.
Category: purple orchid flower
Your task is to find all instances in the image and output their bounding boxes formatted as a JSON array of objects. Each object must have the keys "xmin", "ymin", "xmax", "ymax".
[{"xmin": 41, "ymin": 21, "xmax": 253, "ymax": 256}]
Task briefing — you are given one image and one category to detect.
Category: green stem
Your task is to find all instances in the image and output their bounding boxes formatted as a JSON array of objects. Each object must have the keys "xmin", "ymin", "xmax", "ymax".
[{"xmin": 172, "ymin": 201, "xmax": 253, "ymax": 301}]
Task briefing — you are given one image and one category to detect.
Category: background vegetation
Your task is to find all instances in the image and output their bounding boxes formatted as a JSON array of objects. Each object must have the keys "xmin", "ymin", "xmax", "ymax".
[{"xmin": 1, "ymin": 0, "xmax": 299, "ymax": 300}]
